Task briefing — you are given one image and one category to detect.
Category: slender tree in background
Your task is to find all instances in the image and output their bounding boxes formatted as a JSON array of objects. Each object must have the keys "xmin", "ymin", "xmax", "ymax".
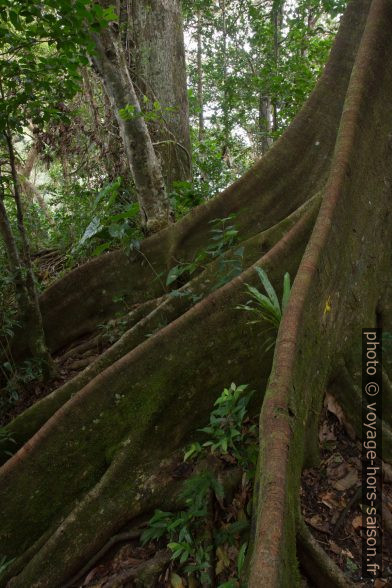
[
  {"xmin": 90, "ymin": 0, "xmax": 192, "ymax": 232},
  {"xmin": 0, "ymin": 130, "xmax": 54, "ymax": 378},
  {"xmin": 0, "ymin": 0, "xmax": 111, "ymax": 378},
  {"xmin": 90, "ymin": 24, "xmax": 171, "ymax": 233},
  {"xmin": 122, "ymin": 0, "xmax": 192, "ymax": 189}
]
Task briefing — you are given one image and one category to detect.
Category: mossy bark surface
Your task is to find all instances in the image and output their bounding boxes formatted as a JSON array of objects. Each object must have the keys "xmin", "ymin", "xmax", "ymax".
[{"xmin": 1, "ymin": 1, "xmax": 392, "ymax": 586}]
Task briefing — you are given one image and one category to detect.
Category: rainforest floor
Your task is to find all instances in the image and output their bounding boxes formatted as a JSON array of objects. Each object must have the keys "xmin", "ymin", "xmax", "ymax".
[{"xmin": 4, "ymin": 340, "xmax": 391, "ymax": 588}]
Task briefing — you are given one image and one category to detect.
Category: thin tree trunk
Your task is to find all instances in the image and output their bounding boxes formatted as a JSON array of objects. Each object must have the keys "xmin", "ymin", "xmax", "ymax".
[
  {"xmin": 197, "ymin": 12, "xmax": 205, "ymax": 142},
  {"xmin": 221, "ymin": 0, "xmax": 231, "ymax": 164},
  {"xmin": 124, "ymin": 0, "xmax": 192, "ymax": 190},
  {"xmin": 90, "ymin": 27, "xmax": 171, "ymax": 233},
  {"xmin": 272, "ymin": 1, "xmax": 284, "ymax": 133},
  {"xmin": 0, "ymin": 134, "xmax": 54, "ymax": 378},
  {"xmin": 259, "ymin": 94, "xmax": 273, "ymax": 155}
]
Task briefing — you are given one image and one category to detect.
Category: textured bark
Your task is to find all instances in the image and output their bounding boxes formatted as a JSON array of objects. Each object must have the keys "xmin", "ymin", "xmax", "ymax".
[
  {"xmin": 0, "ymin": 134, "xmax": 53, "ymax": 376},
  {"xmin": 248, "ymin": 0, "xmax": 392, "ymax": 584},
  {"xmin": 18, "ymin": 144, "xmax": 53, "ymax": 225},
  {"xmin": 197, "ymin": 11, "xmax": 205, "ymax": 142},
  {"xmin": 123, "ymin": 0, "xmax": 191, "ymax": 189},
  {"xmin": 90, "ymin": 26, "xmax": 171, "ymax": 233},
  {"xmin": 0, "ymin": 1, "xmax": 391, "ymax": 586},
  {"xmin": 259, "ymin": 94, "xmax": 273, "ymax": 155}
]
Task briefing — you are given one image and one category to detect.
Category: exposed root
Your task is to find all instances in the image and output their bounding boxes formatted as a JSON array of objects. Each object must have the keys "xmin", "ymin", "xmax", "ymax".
[
  {"xmin": 297, "ymin": 516, "xmax": 355, "ymax": 588},
  {"xmin": 3, "ymin": 200, "xmax": 317, "ymax": 457},
  {"xmin": 58, "ymin": 335, "xmax": 102, "ymax": 364},
  {"xmin": 100, "ymin": 549, "xmax": 171, "ymax": 588},
  {"xmin": 63, "ymin": 529, "xmax": 143, "ymax": 588}
]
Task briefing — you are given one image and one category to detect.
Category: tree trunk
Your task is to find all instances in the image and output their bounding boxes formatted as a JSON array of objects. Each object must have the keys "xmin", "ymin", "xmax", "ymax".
[
  {"xmin": 272, "ymin": 0, "xmax": 284, "ymax": 133},
  {"xmin": 1, "ymin": 1, "xmax": 391, "ymax": 586},
  {"xmin": 220, "ymin": 0, "xmax": 231, "ymax": 164},
  {"xmin": 123, "ymin": 0, "xmax": 192, "ymax": 190},
  {"xmin": 18, "ymin": 144, "xmax": 53, "ymax": 225},
  {"xmin": 90, "ymin": 26, "xmax": 171, "ymax": 233},
  {"xmin": 197, "ymin": 11, "xmax": 205, "ymax": 142},
  {"xmin": 259, "ymin": 94, "xmax": 273, "ymax": 154},
  {"xmin": 0, "ymin": 134, "xmax": 54, "ymax": 379}
]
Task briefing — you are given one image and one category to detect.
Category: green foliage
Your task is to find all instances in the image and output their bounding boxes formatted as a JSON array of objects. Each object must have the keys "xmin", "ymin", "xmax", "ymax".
[
  {"xmin": 66, "ymin": 178, "xmax": 141, "ymax": 261},
  {"xmin": 237, "ymin": 267, "xmax": 291, "ymax": 352},
  {"xmin": 169, "ymin": 180, "xmax": 205, "ymax": 217},
  {"xmin": 0, "ymin": 0, "xmax": 114, "ymax": 133},
  {"xmin": 141, "ymin": 383, "xmax": 256, "ymax": 585},
  {"xmin": 119, "ymin": 97, "xmax": 175, "ymax": 124},
  {"xmin": 185, "ymin": 383, "xmax": 256, "ymax": 469},
  {"xmin": 0, "ymin": 555, "xmax": 15, "ymax": 579},
  {"xmin": 141, "ymin": 471, "xmax": 223, "ymax": 584},
  {"xmin": 0, "ymin": 426, "xmax": 16, "ymax": 458},
  {"xmin": 166, "ymin": 215, "xmax": 242, "ymax": 289},
  {"xmin": 1, "ymin": 358, "xmax": 44, "ymax": 410},
  {"xmin": 184, "ymin": 0, "xmax": 346, "ymax": 174}
]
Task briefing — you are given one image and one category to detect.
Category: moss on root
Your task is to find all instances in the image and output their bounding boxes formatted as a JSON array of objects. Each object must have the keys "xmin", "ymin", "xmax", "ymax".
[{"xmin": 2, "ymin": 1, "xmax": 392, "ymax": 586}]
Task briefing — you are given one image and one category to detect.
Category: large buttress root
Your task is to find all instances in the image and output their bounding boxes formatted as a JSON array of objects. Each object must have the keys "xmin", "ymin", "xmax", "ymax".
[
  {"xmin": 11, "ymin": 0, "xmax": 367, "ymax": 359},
  {"xmin": 248, "ymin": 0, "xmax": 392, "ymax": 585},
  {"xmin": 1, "ymin": 0, "xmax": 392, "ymax": 586},
  {"xmin": 1, "ymin": 219, "xmax": 309, "ymax": 587}
]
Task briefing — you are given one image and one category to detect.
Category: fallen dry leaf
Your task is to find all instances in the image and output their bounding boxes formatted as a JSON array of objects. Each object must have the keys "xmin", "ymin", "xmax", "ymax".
[
  {"xmin": 332, "ymin": 468, "xmax": 358, "ymax": 491},
  {"xmin": 351, "ymin": 514, "xmax": 363, "ymax": 531},
  {"xmin": 320, "ymin": 490, "xmax": 341, "ymax": 510},
  {"xmin": 325, "ymin": 393, "xmax": 356, "ymax": 439},
  {"xmin": 306, "ymin": 515, "xmax": 330, "ymax": 534},
  {"xmin": 328, "ymin": 462, "xmax": 348, "ymax": 481}
]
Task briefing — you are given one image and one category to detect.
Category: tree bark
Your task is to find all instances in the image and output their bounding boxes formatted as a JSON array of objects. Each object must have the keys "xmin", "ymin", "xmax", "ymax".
[
  {"xmin": 259, "ymin": 94, "xmax": 273, "ymax": 154},
  {"xmin": 1, "ymin": 1, "xmax": 391, "ymax": 586},
  {"xmin": 90, "ymin": 26, "xmax": 171, "ymax": 233},
  {"xmin": 272, "ymin": 0, "xmax": 284, "ymax": 133},
  {"xmin": 197, "ymin": 11, "xmax": 205, "ymax": 142},
  {"xmin": 0, "ymin": 133, "xmax": 54, "ymax": 378},
  {"xmin": 123, "ymin": 0, "xmax": 192, "ymax": 190}
]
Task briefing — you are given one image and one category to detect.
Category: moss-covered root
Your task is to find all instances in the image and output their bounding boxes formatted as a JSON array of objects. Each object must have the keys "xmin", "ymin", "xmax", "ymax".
[
  {"xmin": 4, "ymin": 451, "xmax": 242, "ymax": 588},
  {"xmin": 4, "ymin": 450, "xmax": 179, "ymax": 588},
  {"xmin": 249, "ymin": 0, "xmax": 392, "ymax": 584},
  {"xmin": 297, "ymin": 517, "xmax": 355, "ymax": 588},
  {"xmin": 3, "ymin": 198, "xmax": 318, "ymax": 458},
  {"xmin": 0, "ymin": 212, "xmax": 310, "ymax": 587}
]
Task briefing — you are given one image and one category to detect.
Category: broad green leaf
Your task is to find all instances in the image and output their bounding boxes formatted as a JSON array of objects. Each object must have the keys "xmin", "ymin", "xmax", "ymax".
[{"xmin": 254, "ymin": 267, "xmax": 280, "ymax": 313}]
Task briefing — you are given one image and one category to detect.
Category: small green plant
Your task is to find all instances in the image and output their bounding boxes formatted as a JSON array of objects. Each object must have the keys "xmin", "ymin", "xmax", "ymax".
[
  {"xmin": 184, "ymin": 383, "xmax": 256, "ymax": 469},
  {"xmin": 0, "ymin": 427, "xmax": 16, "ymax": 459},
  {"xmin": 237, "ymin": 267, "xmax": 291, "ymax": 352},
  {"xmin": 141, "ymin": 472, "xmax": 223, "ymax": 584},
  {"xmin": 75, "ymin": 178, "xmax": 141, "ymax": 258},
  {"xmin": 141, "ymin": 383, "xmax": 257, "ymax": 586},
  {"xmin": 119, "ymin": 96, "xmax": 174, "ymax": 124},
  {"xmin": 0, "ymin": 555, "xmax": 15, "ymax": 578},
  {"xmin": 166, "ymin": 215, "xmax": 242, "ymax": 289}
]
